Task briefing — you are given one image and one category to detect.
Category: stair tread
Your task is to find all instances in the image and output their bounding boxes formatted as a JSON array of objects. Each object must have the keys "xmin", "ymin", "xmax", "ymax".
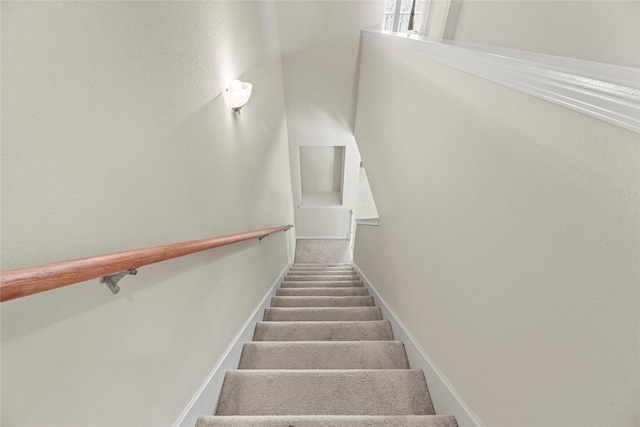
[
  {"xmin": 238, "ymin": 341, "xmax": 409, "ymax": 370},
  {"xmin": 281, "ymin": 281, "xmax": 363, "ymax": 288},
  {"xmin": 202, "ymin": 262, "xmax": 456, "ymax": 426},
  {"xmin": 216, "ymin": 369, "xmax": 434, "ymax": 416},
  {"xmin": 197, "ymin": 415, "xmax": 458, "ymax": 426},
  {"xmin": 277, "ymin": 287, "xmax": 369, "ymax": 296},
  {"xmin": 264, "ymin": 307, "xmax": 382, "ymax": 321},
  {"xmin": 285, "ymin": 275, "xmax": 360, "ymax": 281},
  {"xmin": 289, "ymin": 271, "xmax": 355, "ymax": 274},
  {"xmin": 293, "ymin": 263, "xmax": 353, "ymax": 267},
  {"xmin": 288, "ymin": 272, "xmax": 355, "ymax": 275},
  {"xmin": 271, "ymin": 296, "xmax": 374, "ymax": 307},
  {"xmin": 253, "ymin": 320, "xmax": 394, "ymax": 341}
]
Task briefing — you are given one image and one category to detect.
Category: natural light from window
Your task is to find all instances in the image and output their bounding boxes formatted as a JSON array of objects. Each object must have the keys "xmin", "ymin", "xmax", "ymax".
[{"xmin": 383, "ymin": 0, "xmax": 426, "ymax": 33}]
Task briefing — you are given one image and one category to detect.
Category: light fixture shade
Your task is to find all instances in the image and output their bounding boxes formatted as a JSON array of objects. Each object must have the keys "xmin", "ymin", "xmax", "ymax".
[{"xmin": 222, "ymin": 81, "xmax": 252, "ymax": 113}]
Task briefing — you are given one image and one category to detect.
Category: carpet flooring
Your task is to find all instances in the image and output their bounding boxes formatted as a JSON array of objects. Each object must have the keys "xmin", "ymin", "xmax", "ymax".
[{"xmin": 196, "ymin": 263, "xmax": 458, "ymax": 427}]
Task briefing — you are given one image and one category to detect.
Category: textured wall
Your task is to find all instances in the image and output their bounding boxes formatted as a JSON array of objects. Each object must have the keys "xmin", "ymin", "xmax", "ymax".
[
  {"xmin": 275, "ymin": 1, "xmax": 383, "ymax": 238},
  {"xmin": 353, "ymin": 36, "xmax": 639, "ymax": 426},
  {"xmin": 1, "ymin": 2, "xmax": 294, "ymax": 425}
]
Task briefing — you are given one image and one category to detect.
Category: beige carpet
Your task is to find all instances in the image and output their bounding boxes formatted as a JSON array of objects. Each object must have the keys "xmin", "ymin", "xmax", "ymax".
[
  {"xmin": 196, "ymin": 263, "xmax": 458, "ymax": 427},
  {"xmin": 294, "ymin": 240, "xmax": 352, "ymax": 264}
]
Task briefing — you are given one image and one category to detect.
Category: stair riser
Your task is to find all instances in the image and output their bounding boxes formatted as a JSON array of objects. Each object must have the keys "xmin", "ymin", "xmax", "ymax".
[
  {"xmin": 288, "ymin": 271, "xmax": 356, "ymax": 276},
  {"xmin": 276, "ymin": 288, "xmax": 369, "ymax": 296},
  {"xmin": 215, "ymin": 370, "xmax": 434, "ymax": 416},
  {"xmin": 264, "ymin": 307, "xmax": 382, "ymax": 321},
  {"xmin": 293, "ymin": 264, "xmax": 352, "ymax": 267},
  {"xmin": 285, "ymin": 276, "xmax": 360, "ymax": 281},
  {"xmin": 281, "ymin": 281, "xmax": 363, "ymax": 288},
  {"xmin": 253, "ymin": 321, "xmax": 394, "ymax": 341},
  {"xmin": 238, "ymin": 341, "xmax": 410, "ymax": 370},
  {"xmin": 287, "ymin": 274, "xmax": 357, "ymax": 278},
  {"xmin": 197, "ymin": 415, "xmax": 458, "ymax": 427},
  {"xmin": 271, "ymin": 296, "xmax": 374, "ymax": 307},
  {"xmin": 204, "ymin": 260, "xmax": 451, "ymax": 426}
]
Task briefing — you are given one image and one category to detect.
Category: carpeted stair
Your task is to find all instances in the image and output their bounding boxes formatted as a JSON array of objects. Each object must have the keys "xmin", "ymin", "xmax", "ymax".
[{"xmin": 196, "ymin": 263, "xmax": 458, "ymax": 427}]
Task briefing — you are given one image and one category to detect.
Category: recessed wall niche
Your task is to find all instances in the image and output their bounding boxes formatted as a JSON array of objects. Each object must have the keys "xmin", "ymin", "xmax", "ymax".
[{"xmin": 299, "ymin": 146, "xmax": 345, "ymax": 206}]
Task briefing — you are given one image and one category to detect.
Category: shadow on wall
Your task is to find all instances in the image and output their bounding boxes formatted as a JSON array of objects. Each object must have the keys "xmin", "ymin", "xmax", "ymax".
[
  {"xmin": 281, "ymin": 46, "xmax": 355, "ymax": 132},
  {"xmin": 349, "ymin": 35, "xmax": 365, "ymax": 133}
]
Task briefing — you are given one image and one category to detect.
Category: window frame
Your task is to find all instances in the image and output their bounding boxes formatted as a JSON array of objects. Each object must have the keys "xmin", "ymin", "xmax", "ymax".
[{"xmin": 384, "ymin": 0, "xmax": 430, "ymax": 35}]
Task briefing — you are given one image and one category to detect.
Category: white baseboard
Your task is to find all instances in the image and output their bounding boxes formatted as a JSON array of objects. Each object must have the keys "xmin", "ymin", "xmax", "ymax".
[
  {"xmin": 172, "ymin": 261, "xmax": 292, "ymax": 427},
  {"xmin": 353, "ymin": 264, "xmax": 485, "ymax": 427}
]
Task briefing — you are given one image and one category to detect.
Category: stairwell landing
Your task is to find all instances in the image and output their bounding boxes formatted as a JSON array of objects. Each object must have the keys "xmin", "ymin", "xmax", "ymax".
[{"xmin": 196, "ymin": 259, "xmax": 458, "ymax": 426}]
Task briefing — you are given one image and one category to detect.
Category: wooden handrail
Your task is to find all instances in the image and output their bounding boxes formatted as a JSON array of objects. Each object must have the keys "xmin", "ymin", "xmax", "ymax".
[{"xmin": 0, "ymin": 224, "xmax": 293, "ymax": 303}]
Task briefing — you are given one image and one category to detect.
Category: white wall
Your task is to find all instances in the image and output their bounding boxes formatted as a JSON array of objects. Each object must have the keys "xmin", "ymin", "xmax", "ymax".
[
  {"xmin": 354, "ymin": 36, "xmax": 639, "ymax": 426},
  {"xmin": 275, "ymin": 1, "xmax": 383, "ymax": 238},
  {"xmin": 439, "ymin": 0, "xmax": 640, "ymax": 68},
  {"xmin": 355, "ymin": 166, "xmax": 379, "ymax": 221},
  {"xmin": 1, "ymin": 2, "xmax": 294, "ymax": 425}
]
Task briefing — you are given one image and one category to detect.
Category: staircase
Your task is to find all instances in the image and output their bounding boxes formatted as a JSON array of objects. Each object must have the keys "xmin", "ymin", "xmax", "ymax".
[{"xmin": 196, "ymin": 263, "xmax": 458, "ymax": 426}]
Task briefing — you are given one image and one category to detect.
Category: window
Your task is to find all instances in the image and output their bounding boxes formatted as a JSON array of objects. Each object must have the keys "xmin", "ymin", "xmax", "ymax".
[
  {"xmin": 383, "ymin": 0, "xmax": 396, "ymax": 31},
  {"xmin": 383, "ymin": 0, "xmax": 428, "ymax": 34}
]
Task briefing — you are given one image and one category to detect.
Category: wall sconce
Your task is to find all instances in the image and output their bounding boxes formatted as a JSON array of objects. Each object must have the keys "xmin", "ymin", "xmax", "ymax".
[{"xmin": 222, "ymin": 79, "xmax": 252, "ymax": 115}]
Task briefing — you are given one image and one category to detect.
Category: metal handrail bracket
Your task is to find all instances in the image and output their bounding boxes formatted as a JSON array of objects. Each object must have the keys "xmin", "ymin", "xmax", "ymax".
[{"xmin": 100, "ymin": 269, "xmax": 138, "ymax": 294}]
